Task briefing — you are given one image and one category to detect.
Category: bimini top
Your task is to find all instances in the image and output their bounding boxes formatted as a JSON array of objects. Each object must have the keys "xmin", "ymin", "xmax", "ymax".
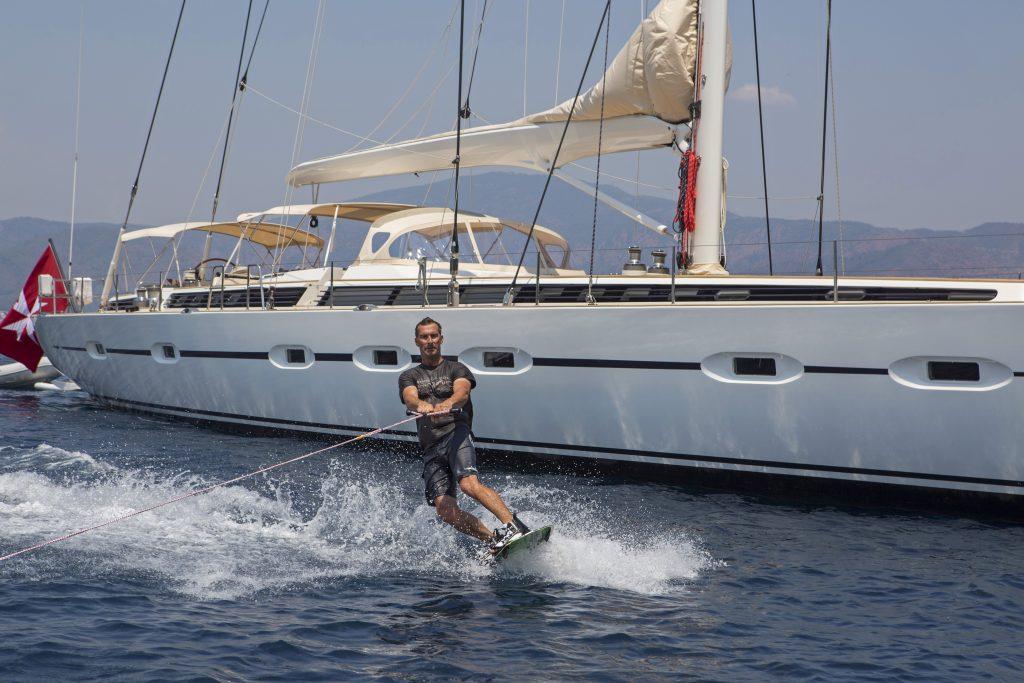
[
  {"xmin": 121, "ymin": 221, "xmax": 323, "ymax": 250},
  {"xmin": 355, "ymin": 207, "xmax": 574, "ymax": 271},
  {"xmin": 236, "ymin": 201, "xmax": 416, "ymax": 224}
]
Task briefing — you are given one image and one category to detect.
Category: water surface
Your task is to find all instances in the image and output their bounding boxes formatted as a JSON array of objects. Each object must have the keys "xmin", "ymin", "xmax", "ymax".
[{"xmin": 1, "ymin": 388, "xmax": 1021, "ymax": 680}]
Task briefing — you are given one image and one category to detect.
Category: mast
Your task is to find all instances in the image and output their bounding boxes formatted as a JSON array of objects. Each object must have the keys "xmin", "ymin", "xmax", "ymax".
[{"xmin": 689, "ymin": 0, "xmax": 728, "ymax": 275}]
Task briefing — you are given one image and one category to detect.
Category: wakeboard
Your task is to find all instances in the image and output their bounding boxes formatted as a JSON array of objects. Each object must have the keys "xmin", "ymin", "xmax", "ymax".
[{"xmin": 493, "ymin": 525, "xmax": 552, "ymax": 562}]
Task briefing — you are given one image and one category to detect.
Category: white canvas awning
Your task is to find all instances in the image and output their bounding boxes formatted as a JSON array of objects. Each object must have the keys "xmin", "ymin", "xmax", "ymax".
[
  {"xmin": 287, "ymin": 116, "xmax": 682, "ymax": 187},
  {"xmin": 236, "ymin": 201, "xmax": 415, "ymax": 223},
  {"xmin": 356, "ymin": 207, "xmax": 572, "ymax": 266},
  {"xmin": 121, "ymin": 221, "xmax": 323, "ymax": 250}
]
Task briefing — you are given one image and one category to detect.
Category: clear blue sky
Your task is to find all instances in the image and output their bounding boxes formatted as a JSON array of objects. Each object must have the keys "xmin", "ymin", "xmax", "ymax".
[{"xmin": 1, "ymin": 0, "xmax": 1022, "ymax": 230}]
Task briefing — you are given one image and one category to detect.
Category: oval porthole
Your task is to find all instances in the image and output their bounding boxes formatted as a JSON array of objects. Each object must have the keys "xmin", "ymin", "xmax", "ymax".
[
  {"xmin": 701, "ymin": 352, "xmax": 802, "ymax": 385},
  {"xmin": 353, "ymin": 346, "xmax": 412, "ymax": 372},
  {"xmin": 151, "ymin": 343, "xmax": 179, "ymax": 364},
  {"xmin": 889, "ymin": 356, "xmax": 1010, "ymax": 392},
  {"xmin": 86, "ymin": 341, "xmax": 107, "ymax": 360},
  {"xmin": 459, "ymin": 347, "xmax": 533, "ymax": 376},
  {"xmin": 269, "ymin": 345, "xmax": 313, "ymax": 370}
]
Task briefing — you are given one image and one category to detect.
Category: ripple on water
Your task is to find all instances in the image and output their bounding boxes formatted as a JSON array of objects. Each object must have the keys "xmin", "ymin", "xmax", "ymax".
[{"xmin": 2, "ymin": 412, "xmax": 1024, "ymax": 680}]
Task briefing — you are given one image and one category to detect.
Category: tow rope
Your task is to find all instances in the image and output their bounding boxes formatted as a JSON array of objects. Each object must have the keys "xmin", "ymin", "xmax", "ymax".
[
  {"xmin": 673, "ymin": 149, "xmax": 700, "ymax": 268},
  {"xmin": 0, "ymin": 412, "xmax": 431, "ymax": 563}
]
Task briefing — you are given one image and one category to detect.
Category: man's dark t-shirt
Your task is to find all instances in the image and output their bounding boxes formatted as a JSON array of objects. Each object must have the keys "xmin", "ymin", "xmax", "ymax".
[{"xmin": 398, "ymin": 359, "xmax": 476, "ymax": 448}]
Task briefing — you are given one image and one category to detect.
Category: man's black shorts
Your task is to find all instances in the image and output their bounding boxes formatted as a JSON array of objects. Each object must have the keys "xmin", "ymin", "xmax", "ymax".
[{"xmin": 421, "ymin": 422, "xmax": 479, "ymax": 505}]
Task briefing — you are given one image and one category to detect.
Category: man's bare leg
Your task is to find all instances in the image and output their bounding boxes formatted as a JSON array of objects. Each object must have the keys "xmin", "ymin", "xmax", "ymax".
[
  {"xmin": 434, "ymin": 495, "xmax": 492, "ymax": 541},
  {"xmin": 458, "ymin": 475, "xmax": 513, "ymax": 525}
]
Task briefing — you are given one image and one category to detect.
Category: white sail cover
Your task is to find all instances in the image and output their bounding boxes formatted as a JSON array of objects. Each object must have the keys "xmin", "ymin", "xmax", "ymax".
[
  {"xmin": 527, "ymin": 0, "xmax": 717, "ymax": 125},
  {"xmin": 287, "ymin": 116, "xmax": 680, "ymax": 187},
  {"xmin": 287, "ymin": 0, "xmax": 717, "ymax": 188}
]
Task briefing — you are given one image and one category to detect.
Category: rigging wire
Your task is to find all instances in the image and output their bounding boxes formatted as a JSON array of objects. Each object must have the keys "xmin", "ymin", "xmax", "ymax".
[
  {"xmin": 462, "ymin": 0, "xmax": 489, "ymax": 118},
  {"xmin": 240, "ymin": 0, "xmax": 271, "ymax": 84},
  {"xmin": 172, "ymin": 0, "xmax": 270, "ymax": 280},
  {"xmin": 198, "ymin": 0, "xmax": 254, "ymax": 281},
  {"xmin": 456, "ymin": 0, "xmax": 490, "ymax": 218},
  {"xmin": 504, "ymin": 0, "xmax": 613, "ymax": 304},
  {"xmin": 585, "ymin": 1, "xmax": 613, "ymax": 305},
  {"xmin": 274, "ymin": 0, "xmax": 327, "ymax": 267},
  {"xmin": 448, "ymin": 0, "xmax": 467, "ymax": 307},
  {"xmin": 633, "ymin": 0, "xmax": 647, "ymax": 246},
  {"xmin": 522, "ymin": 0, "xmax": 530, "ymax": 117},
  {"xmin": 209, "ymin": 0, "xmax": 253, "ymax": 226},
  {"xmin": 442, "ymin": 0, "xmax": 485, "ymax": 255},
  {"xmin": 554, "ymin": 0, "xmax": 566, "ymax": 103},
  {"xmin": 345, "ymin": 0, "xmax": 460, "ymax": 154},
  {"xmin": 68, "ymin": 3, "xmax": 84, "ymax": 288},
  {"xmin": 104, "ymin": 0, "xmax": 185, "ymax": 309},
  {"xmin": 815, "ymin": 0, "xmax": 832, "ymax": 276},
  {"xmin": 829, "ymin": 50, "xmax": 845, "ymax": 274},
  {"xmin": 751, "ymin": 0, "xmax": 773, "ymax": 275}
]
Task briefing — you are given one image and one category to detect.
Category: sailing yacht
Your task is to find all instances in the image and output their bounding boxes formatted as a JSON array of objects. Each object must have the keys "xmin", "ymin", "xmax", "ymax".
[{"xmin": 36, "ymin": 0, "xmax": 1024, "ymax": 511}]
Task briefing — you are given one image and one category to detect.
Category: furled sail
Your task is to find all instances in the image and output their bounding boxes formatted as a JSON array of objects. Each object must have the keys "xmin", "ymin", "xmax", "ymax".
[
  {"xmin": 287, "ymin": 0, "xmax": 721, "ymax": 188},
  {"xmin": 287, "ymin": 117, "xmax": 678, "ymax": 186},
  {"xmin": 526, "ymin": 0, "xmax": 714, "ymax": 125}
]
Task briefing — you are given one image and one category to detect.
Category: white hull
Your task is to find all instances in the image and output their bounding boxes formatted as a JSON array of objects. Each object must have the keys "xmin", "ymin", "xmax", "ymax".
[
  {"xmin": 0, "ymin": 358, "xmax": 61, "ymax": 389},
  {"xmin": 37, "ymin": 295, "xmax": 1024, "ymax": 503}
]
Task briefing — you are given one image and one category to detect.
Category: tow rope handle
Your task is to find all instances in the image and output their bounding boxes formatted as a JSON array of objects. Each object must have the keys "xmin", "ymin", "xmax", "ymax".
[{"xmin": 407, "ymin": 407, "xmax": 462, "ymax": 417}]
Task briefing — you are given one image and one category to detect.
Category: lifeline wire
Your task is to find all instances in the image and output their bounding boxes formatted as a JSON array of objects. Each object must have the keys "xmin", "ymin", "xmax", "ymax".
[{"xmin": 0, "ymin": 413, "xmax": 428, "ymax": 563}]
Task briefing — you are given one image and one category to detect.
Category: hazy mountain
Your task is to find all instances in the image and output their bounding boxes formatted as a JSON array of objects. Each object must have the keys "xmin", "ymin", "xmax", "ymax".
[{"xmin": 3, "ymin": 171, "xmax": 1024, "ymax": 308}]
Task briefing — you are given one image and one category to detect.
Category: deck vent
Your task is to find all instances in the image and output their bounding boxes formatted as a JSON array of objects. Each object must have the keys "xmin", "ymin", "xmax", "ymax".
[
  {"xmin": 374, "ymin": 349, "xmax": 399, "ymax": 366},
  {"xmin": 927, "ymin": 361, "xmax": 979, "ymax": 382},
  {"xmin": 286, "ymin": 348, "xmax": 306, "ymax": 365},
  {"xmin": 733, "ymin": 357, "xmax": 777, "ymax": 376},
  {"xmin": 483, "ymin": 351, "xmax": 515, "ymax": 368},
  {"xmin": 162, "ymin": 345, "xmax": 176, "ymax": 359}
]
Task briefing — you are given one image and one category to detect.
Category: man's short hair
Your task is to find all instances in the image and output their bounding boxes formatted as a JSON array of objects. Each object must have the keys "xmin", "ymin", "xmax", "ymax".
[{"xmin": 415, "ymin": 317, "xmax": 442, "ymax": 336}]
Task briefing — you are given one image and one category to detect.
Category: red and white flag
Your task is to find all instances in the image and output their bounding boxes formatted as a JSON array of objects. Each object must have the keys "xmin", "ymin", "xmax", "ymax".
[{"xmin": 0, "ymin": 244, "xmax": 68, "ymax": 372}]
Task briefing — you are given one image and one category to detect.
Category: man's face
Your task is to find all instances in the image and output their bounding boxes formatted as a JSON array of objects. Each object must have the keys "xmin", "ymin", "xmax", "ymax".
[{"xmin": 415, "ymin": 324, "xmax": 443, "ymax": 356}]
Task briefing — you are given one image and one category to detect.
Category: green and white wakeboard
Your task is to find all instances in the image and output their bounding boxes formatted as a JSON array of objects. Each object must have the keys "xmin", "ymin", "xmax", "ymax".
[{"xmin": 494, "ymin": 525, "xmax": 553, "ymax": 562}]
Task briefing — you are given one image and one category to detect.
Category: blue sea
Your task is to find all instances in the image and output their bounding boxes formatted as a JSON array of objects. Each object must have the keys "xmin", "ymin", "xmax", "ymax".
[{"xmin": 1, "ymin": 386, "xmax": 1022, "ymax": 681}]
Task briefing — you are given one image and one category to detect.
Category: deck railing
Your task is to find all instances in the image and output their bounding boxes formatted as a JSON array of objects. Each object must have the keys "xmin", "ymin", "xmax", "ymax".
[{"xmin": 36, "ymin": 230, "xmax": 1024, "ymax": 315}]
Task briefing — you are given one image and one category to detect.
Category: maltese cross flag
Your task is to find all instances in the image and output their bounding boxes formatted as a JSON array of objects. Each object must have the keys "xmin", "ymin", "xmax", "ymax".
[{"xmin": 0, "ymin": 244, "xmax": 68, "ymax": 371}]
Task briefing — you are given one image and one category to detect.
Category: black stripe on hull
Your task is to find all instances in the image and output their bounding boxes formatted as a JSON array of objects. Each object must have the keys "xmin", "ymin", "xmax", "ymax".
[
  {"xmin": 90, "ymin": 393, "xmax": 1024, "ymax": 491},
  {"xmin": 56, "ymin": 345, "xmax": 903, "ymax": 375},
  {"xmin": 88, "ymin": 394, "xmax": 1024, "ymax": 520}
]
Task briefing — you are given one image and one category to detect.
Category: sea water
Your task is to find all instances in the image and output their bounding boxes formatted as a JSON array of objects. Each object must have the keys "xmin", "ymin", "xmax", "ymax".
[{"xmin": 1, "ymin": 387, "xmax": 1022, "ymax": 680}]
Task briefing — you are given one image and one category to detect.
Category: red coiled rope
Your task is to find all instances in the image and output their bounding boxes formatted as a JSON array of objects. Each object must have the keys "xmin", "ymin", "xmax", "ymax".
[{"xmin": 673, "ymin": 149, "xmax": 701, "ymax": 267}]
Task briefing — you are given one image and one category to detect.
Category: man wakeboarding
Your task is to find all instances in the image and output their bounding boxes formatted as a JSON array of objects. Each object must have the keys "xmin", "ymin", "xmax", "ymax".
[{"xmin": 399, "ymin": 317, "xmax": 530, "ymax": 554}]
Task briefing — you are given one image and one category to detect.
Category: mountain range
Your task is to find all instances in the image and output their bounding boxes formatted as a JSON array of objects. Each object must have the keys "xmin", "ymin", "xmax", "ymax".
[{"xmin": 3, "ymin": 171, "xmax": 1023, "ymax": 308}]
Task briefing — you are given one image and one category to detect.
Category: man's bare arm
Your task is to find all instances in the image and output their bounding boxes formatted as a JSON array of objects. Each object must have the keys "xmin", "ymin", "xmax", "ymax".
[
  {"xmin": 434, "ymin": 377, "xmax": 471, "ymax": 413},
  {"xmin": 402, "ymin": 385, "xmax": 434, "ymax": 415}
]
